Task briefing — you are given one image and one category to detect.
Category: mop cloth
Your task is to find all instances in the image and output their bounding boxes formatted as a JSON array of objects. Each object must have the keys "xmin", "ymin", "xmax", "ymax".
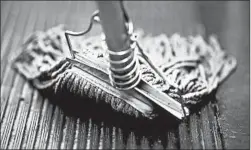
[{"xmin": 12, "ymin": 25, "xmax": 237, "ymax": 118}]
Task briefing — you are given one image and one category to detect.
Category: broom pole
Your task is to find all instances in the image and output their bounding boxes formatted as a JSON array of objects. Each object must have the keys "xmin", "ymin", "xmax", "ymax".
[{"xmin": 96, "ymin": 1, "xmax": 131, "ymax": 67}]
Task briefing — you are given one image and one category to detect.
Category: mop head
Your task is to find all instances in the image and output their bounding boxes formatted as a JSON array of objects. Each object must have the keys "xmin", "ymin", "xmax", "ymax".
[{"xmin": 12, "ymin": 25, "xmax": 237, "ymax": 119}]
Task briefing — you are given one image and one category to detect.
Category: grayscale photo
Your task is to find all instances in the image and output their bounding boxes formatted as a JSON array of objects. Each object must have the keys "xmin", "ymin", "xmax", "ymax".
[{"xmin": 1, "ymin": 1, "xmax": 250, "ymax": 149}]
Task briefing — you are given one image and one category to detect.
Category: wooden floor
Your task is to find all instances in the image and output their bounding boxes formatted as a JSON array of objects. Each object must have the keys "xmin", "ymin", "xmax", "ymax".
[{"xmin": 1, "ymin": 1, "xmax": 249, "ymax": 149}]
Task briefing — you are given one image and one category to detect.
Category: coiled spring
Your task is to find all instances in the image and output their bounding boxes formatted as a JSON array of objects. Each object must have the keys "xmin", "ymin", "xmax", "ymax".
[{"xmin": 102, "ymin": 24, "xmax": 141, "ymax": 90}]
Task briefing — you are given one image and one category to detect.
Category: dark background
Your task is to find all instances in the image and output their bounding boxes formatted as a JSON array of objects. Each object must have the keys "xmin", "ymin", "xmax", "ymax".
[{"xmin": 1, "ymin": 1, "xmax": 249, "ymax": 149}]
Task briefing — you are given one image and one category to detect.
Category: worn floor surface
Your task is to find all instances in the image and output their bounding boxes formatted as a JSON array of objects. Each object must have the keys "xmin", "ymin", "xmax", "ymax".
[{"xmin": 1, "ymin": 1, "xmax": 249, "ymax": 149}]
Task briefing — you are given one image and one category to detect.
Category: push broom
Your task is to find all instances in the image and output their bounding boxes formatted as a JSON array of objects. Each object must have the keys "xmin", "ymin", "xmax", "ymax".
[{"xmin": 12, "ymin": 1, "xmax": 237, "ymax": 120}]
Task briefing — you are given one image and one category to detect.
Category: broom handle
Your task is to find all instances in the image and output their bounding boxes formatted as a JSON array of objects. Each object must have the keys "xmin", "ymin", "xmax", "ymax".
[{"xmin": 96, "ymin": 1, "xmax": 131, "ymax": 61}]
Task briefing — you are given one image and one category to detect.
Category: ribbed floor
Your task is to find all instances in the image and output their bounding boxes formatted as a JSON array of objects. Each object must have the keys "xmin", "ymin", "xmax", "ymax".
[{"xmin": 1, "ymin": 1, "xmax": 227, "ymax": 149}]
